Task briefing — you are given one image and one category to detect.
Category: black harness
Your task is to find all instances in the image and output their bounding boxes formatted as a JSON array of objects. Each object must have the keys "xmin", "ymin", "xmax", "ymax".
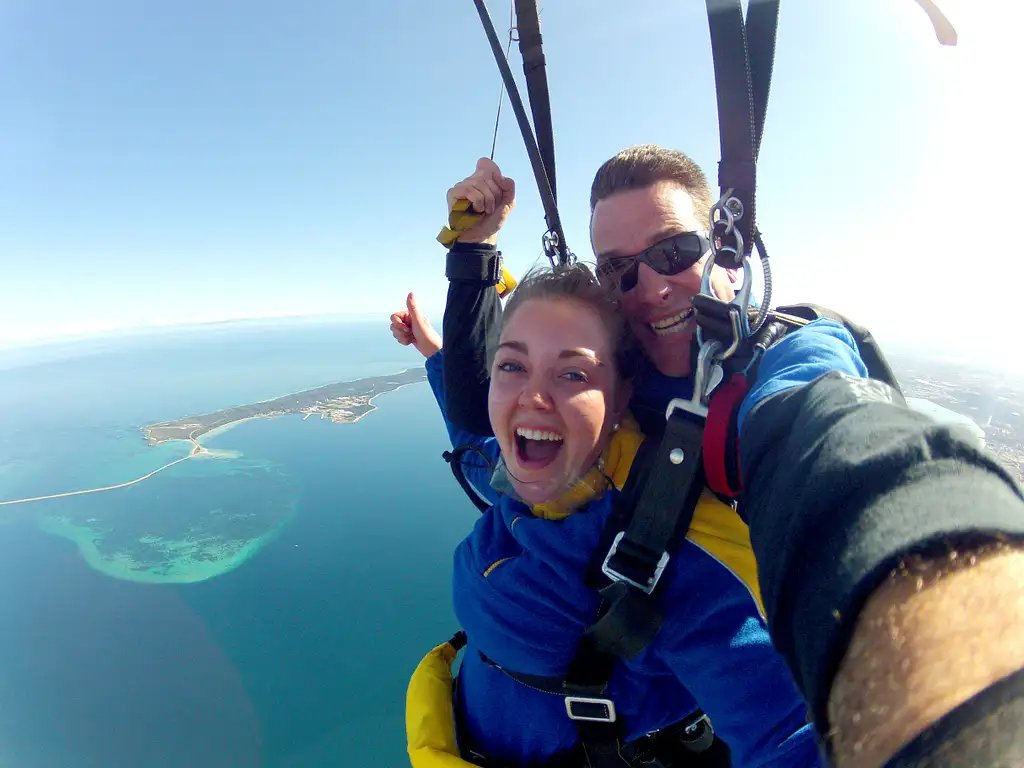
[
  {"xmin": 443, "ymin": 301, "xmax": 904, "ymax": 768},
  {"xmin": 448, "ymin": 3, "xmax": 784, "ymax": 765},
  {"xmin": 444, "ymin": 2, "xmax": 955, "ymax": 765}
]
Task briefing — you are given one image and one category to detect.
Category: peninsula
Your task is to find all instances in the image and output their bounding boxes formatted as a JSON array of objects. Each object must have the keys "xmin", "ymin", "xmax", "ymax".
[
  {"xmin": 142, "ymin": 367, "xmax": 428, "ymax": 446},
  {"xmin": 1, "ymin": 367, "xmax": 428, "ymax": 510}
]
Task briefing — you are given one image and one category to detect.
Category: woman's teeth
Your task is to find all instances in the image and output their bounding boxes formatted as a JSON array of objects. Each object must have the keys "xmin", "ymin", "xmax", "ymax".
[
  {"xmin": 515, "ymin": 427, "xmax": 564, "ymax": 442},
  {"xmin": 649, "ymin": 309, "xmax": 694, "ymax": 337},
  {"xmin": 515, "ymin": 426, "xmax": 565, "ymax": 466}
]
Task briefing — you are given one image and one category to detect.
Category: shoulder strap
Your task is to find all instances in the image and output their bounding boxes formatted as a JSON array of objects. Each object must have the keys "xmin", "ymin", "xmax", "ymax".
[
  {"xmin": 774, "ymin": 303, "xmax": 903, "ymax": 394},
  {"xmin": 702, "ymin": 303, "xmax": 906, "ymax": 498},
  {"xmin": 564, "ymin": 411, "xmax": 708, "ymax": 765},
  {"xmin": 477, "ymin": 414, "xmax": 708, "ymax": 767}
]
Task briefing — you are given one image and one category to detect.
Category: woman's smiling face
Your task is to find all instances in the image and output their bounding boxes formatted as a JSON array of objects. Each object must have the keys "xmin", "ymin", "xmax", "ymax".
[{"xmin": 487, "ymin": 296, "xmax": 623, "ymax": 505}]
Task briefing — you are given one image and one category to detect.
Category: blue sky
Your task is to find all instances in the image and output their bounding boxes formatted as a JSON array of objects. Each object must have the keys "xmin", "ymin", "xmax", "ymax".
[{"xmin": 1, "ymin": 0, "xmax": 1018, "ymax": 362}]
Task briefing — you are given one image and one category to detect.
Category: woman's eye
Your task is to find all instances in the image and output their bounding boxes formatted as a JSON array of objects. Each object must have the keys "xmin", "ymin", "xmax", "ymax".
[
  {"xmin": 561, "ymin": 371, "xmax": 588, "ymax": 383},
  {"xmin": 497, "ymin": 360, "xmax": 525, "ymax": 374}
]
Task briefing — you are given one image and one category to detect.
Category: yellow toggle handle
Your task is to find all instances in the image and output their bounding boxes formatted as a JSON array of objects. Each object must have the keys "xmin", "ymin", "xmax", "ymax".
[{"xmin": 437, "ymin": 199, "xmax": 517, "ymax": 298}]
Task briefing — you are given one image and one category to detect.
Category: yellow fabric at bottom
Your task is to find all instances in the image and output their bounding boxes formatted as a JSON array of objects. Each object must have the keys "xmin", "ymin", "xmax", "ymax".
[{"xmin": 406, "ymin": 638, "xmax": 478, "ymax": 768}]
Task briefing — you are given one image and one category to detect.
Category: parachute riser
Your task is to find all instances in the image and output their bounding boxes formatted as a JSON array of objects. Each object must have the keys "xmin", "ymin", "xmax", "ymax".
[{"xmin": 470, "ymin": 0, "xmax": 573, "ymax": 269}]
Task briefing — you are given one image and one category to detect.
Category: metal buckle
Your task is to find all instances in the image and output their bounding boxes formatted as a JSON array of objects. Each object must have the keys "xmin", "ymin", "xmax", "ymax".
[
  {"xmin": 565, "ymin": 696, "xmax": 618, "ymax": 723},
  {"xmin": 698, "ymin": 254, "xmax": 752, "ymax": 354},
  {"xmin": 601, "ymin": 531, "xmax": 670, "ymax": 595},
  {"xmin": 665, "ymin": 339, "xmax": 724, "ymax": 419}
]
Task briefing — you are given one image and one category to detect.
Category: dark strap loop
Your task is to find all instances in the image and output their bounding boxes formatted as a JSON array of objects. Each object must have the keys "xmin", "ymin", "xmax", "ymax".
[
  {"xmin": 445, "ymin": 247, "xmax": 503, "ymax": 285},
  {"xmin": 442, "ymin": 445, "xmax": 494, "ymax": 513}
]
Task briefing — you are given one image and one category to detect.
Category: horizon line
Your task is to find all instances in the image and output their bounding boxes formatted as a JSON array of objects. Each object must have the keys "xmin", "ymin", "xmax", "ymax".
[{"xmin": 0, "ymin": 310, "xmax": 404, "ymax": 353}]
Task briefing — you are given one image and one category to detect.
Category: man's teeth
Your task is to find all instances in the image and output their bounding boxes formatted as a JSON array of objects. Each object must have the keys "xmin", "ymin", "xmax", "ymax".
[
  {"xmin": 649, "ymin": 310, "xmax": 694, "ymax": 336},
  {"xmin": 515, "ymin": 427, "xmax": 564, "ymax": 442}
]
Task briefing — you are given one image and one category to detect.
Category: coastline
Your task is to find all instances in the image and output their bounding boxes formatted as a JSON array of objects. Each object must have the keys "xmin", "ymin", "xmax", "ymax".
[
  {"xmin": 142, "ymin": 368, "xmax": 427, "ymax": 445},
  {"xmin": 316, "ymin": 380, "xmax": 425, "ymax": 425},
  {"xmin": 1, "ymin": 375, "xmax": 427, "ymax": 508}
]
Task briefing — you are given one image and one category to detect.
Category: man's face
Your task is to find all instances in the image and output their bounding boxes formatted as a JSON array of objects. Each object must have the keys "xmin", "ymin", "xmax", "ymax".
[{"xmin": 591, "ymin": 181, "xmax": 737, "ymax": 377}]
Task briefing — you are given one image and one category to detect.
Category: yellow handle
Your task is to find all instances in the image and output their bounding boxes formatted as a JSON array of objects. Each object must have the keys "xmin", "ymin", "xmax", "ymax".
[{"xmin": 437, "ymin": 199, "xmax": 516, "ymax": 298}]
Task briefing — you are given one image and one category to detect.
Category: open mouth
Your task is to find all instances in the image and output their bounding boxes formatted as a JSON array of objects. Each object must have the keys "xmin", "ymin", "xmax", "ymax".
[
  {"xmin": 648, "ymin": 308, "xmax": 695, "ymax": 337},
  {"xmin": 514, "ymin": 426, "xmax": 564, "ymax": 470}
]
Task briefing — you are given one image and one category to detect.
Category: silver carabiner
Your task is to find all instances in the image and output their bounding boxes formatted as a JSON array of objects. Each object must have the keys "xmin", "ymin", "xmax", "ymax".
[
  {"xmin": 698, "ymin": 250, "xmax": 752, "ymax": 356},
  {"xmin": 541, "ymin": 229, "xmax": 559, "ymax": 267},
  {"xmin": 697, "ymin": 192, "xmax": 753, "ymax": 360},
  {"xmin": 665, "ymin": 339, "xmax": 725, "ymax": 420}
]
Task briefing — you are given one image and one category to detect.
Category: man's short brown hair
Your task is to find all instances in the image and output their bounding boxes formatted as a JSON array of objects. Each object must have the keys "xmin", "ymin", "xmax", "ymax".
[{"xmin": 589, "ymin": 144, "xmax": 716, "ymax": 226}]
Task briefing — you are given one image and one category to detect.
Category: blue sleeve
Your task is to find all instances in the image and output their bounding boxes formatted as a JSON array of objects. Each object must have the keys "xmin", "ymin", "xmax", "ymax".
[
  {"xmin": 654, "ymin": 562, "xmax": 823, "ymax": 767},
  {"xmin": 737, "ymin": 319, "xmax": 868, "ymax": 433},
  {"xmin": 735, "ymin": 330, "xmax": 1024, "ymax": 736},
  {"xmin": 426, "ymin": 349, "xmax": 502, "ymax": 505}
]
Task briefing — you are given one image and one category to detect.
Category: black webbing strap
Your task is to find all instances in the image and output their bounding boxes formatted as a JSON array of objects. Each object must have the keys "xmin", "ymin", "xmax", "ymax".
[
  {"xmin": 513, "ymin": 0, "xmax": 557, "ymax": 204},
  {"xmin": 471, "ymin": 0, "xmax": 570, "ymax": 267},
  {"xmin": 563, "ymin": 412, "xmax": 707, "ymax": 767},
  {"xmin": 705, "ymin": 0, "xmax": 779, "ymax": 267},
  {"xmin": 603, "ymin": 412, "xmax": 706, "ymax": 593},
  {"xmin": 445, "ymin": 246, "xmax": 503, "ymax": 285},
  {"xmin": 477, "ymin": 416, "xmax": 708, "ymax": 767},
  {"xmin": 442, "ymin": 444, "xmax": 494, "ymax": 513}
]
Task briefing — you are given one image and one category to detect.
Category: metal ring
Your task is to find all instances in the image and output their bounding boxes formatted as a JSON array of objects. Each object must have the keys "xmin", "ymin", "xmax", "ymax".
[
  {"xmin": 710, "ymin": 189, "xmax": 736, "ymax": 230},
  {"xmin": 713, "ymin": 205, "xmax": 735, "ymax": 239},
  {"xmin": 725, "ymin": 196, "xmax": 744, "ymax": 221}
]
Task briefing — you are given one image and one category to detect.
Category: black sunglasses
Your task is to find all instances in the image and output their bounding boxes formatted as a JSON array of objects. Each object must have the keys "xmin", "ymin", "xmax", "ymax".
[{"xmin": 596, "ymin": 231, "xmax": 711, "ymax": 295}]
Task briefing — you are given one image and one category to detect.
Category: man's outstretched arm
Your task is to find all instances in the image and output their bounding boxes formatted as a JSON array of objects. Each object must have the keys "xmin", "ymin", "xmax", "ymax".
[
  {"xmin": 737, "ymin": 321, "xmax": 1024, "ymax": 765},
  {"xmin": 830, "ymin": 543, "xmax": 1024, "ymax": 766}
]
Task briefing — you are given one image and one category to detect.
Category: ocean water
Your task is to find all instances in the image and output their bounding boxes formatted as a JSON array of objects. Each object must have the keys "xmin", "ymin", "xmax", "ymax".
[{"xmin": 0, "ymin": 320, "xmax": 476, "ymax": 767}]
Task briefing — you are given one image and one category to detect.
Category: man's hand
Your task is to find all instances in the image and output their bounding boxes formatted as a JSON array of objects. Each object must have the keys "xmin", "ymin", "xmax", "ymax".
[
  {"xmin": 390, "ymin": 292, "xmax": 442, "ymax": 359},
  {"xmin": 446, "ymin": 157, "xmax": 516, "ymax": 245}
]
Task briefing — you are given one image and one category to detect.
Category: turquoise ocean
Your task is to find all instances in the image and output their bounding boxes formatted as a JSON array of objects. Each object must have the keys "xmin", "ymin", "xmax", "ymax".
[{"xmin": 0, "ymin": 320, "xmax": 475, "ymax": 767}]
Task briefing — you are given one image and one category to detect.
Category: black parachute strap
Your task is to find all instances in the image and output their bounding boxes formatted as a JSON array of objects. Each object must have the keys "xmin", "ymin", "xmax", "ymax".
[
  {"xmin": 473, "ymin": 419, "xmax": 707, "ymax": 767},
  {"xmin": 705, "ymin": 0, "xmax": 779, "ymax": 269},
  {"xmin": 600, "ymin": 412, "xmax": 706, "ymax": 600},
  {"xmin": 442, "ymin": 445, "xmax": 494, "ymax": 514},
  {"xmin": 472, "ymin": 0, "xmax": 572, "ymax": 268},
  {"xmin": 513, "ymin": 0, "xmax": 557, "ymax": 203},
  {"xmin": 562, "ymin": 413, "xmax": 706, "ymax": 767}
]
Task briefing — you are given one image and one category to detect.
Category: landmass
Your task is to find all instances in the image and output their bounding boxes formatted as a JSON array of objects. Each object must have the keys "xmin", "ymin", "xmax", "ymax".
[
  {"xmin": 892, "ymin": 354, "xmax": 1024, "ymax": 485},
  {"xmin": 142, "ymin": 367, "xmax": 427, "ymax": 446},
  {"xmin": 4, "ymin": 366, "xmax": 429, "ymax": 585}
]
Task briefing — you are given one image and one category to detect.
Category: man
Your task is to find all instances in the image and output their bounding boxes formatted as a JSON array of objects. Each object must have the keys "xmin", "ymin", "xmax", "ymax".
[{"xmin": 410, "ymin": 145, "xmax": 1024, "ymax": 766}]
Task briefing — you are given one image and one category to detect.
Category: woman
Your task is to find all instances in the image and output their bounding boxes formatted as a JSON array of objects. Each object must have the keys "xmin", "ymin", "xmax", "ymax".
[{"xmin": 392, "ymin": 265, "xmax": 816, "ymax": 768}]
